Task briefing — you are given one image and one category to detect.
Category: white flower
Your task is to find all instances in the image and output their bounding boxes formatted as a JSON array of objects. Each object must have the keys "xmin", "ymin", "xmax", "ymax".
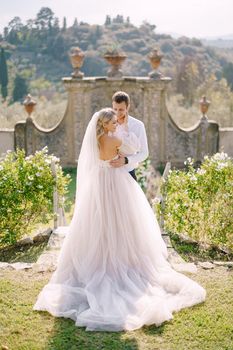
[
  {"xmin": 152, "ymin": 196, "xmax": 162, "ymax": 204},
  {"xmin": 36, "ymin": 172, "xmax": 41, "ymax": 177},
  {"xmin": 184, "ymin": 157, "xmax": 194, "ymax": 165},
  {"xmin": 0, "ymin": 165, "xmax": 3, "ymax": 171},
  {"xmin": 213, "ymin": 152, "xmax": 230, "ymax": 162},
  {"xmin": 190, "ymin": 175, "xmax": 197, "ymax": 181},
  {"xmin": 25, "ymin": 155, "xmax": 33, "ymax": 160},
  {"xmin": 197, "ymin": 168, "xmax": 206, "ymax": 175},
  {"xmin": 38, "ymin": 185, "xmax": 43, "ymax": 189},
  {"xmin": 51, "ymin": 156, "xmax": 60, "ymax": 163},
  {"xmin": 216, "ymin": 163, "xmax": 227, "ymax": 171},
  {"xmin": 28, "ymin": 175, "xmax": 34, "ymax": 181},
  {"xmin": 45, "ymin": 159, "xmax": 51, "ymax": 164}
]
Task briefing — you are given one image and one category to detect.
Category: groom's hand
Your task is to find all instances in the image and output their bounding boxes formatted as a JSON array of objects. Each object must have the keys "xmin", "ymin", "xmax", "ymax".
[{"xmin": 110, "ymin": 154, "xmax": 125, "ymax": 168}]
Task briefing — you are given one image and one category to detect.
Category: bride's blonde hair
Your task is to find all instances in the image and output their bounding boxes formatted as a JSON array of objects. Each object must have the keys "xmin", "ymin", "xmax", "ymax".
[{"xmin": 96, "ymin": 108, "xmax": 116, "ymax": 141}]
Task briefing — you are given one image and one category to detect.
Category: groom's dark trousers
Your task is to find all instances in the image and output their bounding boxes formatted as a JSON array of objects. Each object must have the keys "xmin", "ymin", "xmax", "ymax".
[{"xmin": 129, "ymin": 169, "xmax": 137, "ymax": 181}]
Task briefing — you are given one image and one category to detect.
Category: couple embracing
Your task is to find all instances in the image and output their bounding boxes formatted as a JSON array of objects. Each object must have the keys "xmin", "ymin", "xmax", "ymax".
[{"xmin": 33, "ymin": 91, "xmax": 206, "ymax": 332}]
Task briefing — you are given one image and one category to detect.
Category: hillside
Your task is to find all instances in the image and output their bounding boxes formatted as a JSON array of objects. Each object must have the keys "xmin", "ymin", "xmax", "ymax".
[{"xmin": 0, "ymin": 8, "xmax": 232, "ymax": 88}]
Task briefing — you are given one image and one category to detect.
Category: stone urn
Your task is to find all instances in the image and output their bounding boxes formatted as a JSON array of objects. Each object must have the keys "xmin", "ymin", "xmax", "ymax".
[
  {"xmin": 148, "ymin": 48, "xmax": 163, "ymax": 79},
  {"xmin": 69, "ymin": 47, "xmax": 85, "ymax": 79},
  {"xmin": 199, "ymin": 96, "xmax": 210, "ymax": 117},
  {"xmin": 23, "ymin": 94, "xmax": 36, "ymax": 119},
  {"xmin": 103, "ymin": 48, "xmax": 127, "ymax": 78}
]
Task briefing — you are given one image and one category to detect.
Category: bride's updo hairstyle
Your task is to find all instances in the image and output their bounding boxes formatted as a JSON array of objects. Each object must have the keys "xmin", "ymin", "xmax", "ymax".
[{"xmin": 96, "ymin": 108, "xmax": 116, "ymax": 141}]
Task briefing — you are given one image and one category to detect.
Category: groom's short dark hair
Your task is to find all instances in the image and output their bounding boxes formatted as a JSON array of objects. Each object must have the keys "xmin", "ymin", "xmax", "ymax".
[{"xmin": 112, "ymin": 91, "xmax": 130, "ymax": 107}]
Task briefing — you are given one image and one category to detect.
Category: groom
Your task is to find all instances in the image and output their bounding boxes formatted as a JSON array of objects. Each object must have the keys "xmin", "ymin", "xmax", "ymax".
[{"xmin": 110, "ymin": 91, "xmax": 149, "ymax": 180}]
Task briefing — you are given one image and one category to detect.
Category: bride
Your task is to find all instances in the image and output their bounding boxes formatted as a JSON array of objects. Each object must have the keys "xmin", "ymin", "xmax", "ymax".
[{"xmin": 33, "ymin": 108, "xmax": 206, "ymax": 331}]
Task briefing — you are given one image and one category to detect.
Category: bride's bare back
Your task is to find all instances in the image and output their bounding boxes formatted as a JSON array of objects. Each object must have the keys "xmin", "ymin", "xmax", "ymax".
[{"xmin": 99, "ymin": 134, "xmax": 122, "ymax": 161}]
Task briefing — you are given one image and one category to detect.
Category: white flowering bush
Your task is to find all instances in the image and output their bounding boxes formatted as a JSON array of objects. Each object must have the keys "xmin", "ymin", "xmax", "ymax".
[
  {"xmin": 0, "ymin": 147, "xmax": 70, "ymax": 247},
  {"xmin": 155, "ymin": 152, "xmax": 233, "ymax": 252},
  {"xmin": 136, "ymin": 158, "xmax": 161, "ymax": 201}
]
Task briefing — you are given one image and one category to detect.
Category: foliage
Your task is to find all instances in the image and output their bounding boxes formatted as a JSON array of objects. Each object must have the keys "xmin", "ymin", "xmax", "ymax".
[
  {"xmin": 175, "ymin": 56, "xmax": 203, "ymax": 106},
  {"xmin": 1, "ymin": 6, "xmax": 230, "ymax": 84},
  {"xmin": 136, "ymin": 158, "xmax": 161, "ymax": 201},
  {"xmin": 0, "ymin": 147, "xmax": 70, "ymax": 247},
  {"xmin": 223, "ymin": 61, "xmax": 233, "ymax": 90},
  {"xmin": 136, "ymin": 158, "xmax": 152, "ymax": 192},
  {"xmin": 0, "ymin": 47, "xmax": 8, "ymax": 100},
  {"xmin": 0, "ymin": 94, "xmax": 67, "ymax": 129},
  {"xmin": 12, "ymin": 74, "xmax": 28, "ymax": 102},
  {"xmin": 156, "ymin": 153, "xmax": 233, "ymax": 252}
]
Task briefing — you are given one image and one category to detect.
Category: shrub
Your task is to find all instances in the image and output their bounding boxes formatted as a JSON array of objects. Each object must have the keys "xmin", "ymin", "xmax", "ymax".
[
  {"xmin": 136, "ymin": 158, "xmax": 161, "ymax": 202},
  {"xmin": 155, "ymin": 153, "xmax": 233, "ymax": 252},
  {"xmin": 0, "ymin": 147, "xmax": 70, "ymax": 247}
]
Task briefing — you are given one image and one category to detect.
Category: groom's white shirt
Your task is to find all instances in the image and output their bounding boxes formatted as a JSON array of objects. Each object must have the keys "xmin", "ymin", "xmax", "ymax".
[{"xmin": 117, "ymin": 115, "xmax": 149, "ymax": 172}]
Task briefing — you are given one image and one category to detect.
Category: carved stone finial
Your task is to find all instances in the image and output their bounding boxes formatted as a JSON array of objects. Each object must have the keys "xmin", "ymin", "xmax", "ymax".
[
  {"xmin": 23, "ymin": 94, "xmax": 36, "ymax": 118},
  {"xmin": 103, "ymin": 45, "xmax": 127, "ymax": 78},
  {"xmin": 69, "ymin": 47, "xmax": 85, "ymax": 79},
  {"xmin": 148, "ymin": 48, "xmax": 164, "ymax": 79},
  {"xmin": 199, "ymin": 96, "xmax": 210, "ymax": 117}
]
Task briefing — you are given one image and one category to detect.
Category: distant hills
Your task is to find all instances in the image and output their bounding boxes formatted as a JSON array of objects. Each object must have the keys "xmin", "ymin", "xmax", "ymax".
[
  {"xmin": 165, "ymin": 32, "xmax": 233, "ymax": 48},
  {"xmin": 0, "ymin": 9, "xmax": 233, "ymax": 95}
]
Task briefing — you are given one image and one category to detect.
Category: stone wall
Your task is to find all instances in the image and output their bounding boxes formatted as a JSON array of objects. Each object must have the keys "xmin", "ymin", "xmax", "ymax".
[
  {"xmin": 0, "ymin": 129, "xmax": 14, "ymax": 156},
  {"xmin": 14, "ymin": 76, "xmax": 220, "ymax": 168},
  {"xmin": 219, "ymin": 128, "xmax": 233, "ymax": 157}
]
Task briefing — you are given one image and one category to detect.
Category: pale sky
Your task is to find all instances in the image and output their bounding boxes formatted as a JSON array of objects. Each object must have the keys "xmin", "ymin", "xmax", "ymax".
[{"xmin": 0, "ymin": 0, "xmax": 233, "ymax": 38}]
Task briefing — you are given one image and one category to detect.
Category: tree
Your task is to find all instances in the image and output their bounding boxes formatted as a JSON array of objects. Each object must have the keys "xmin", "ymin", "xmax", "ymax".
[
  {"xmin": 73, "ymin": 18, "xmax": 78, "ymax": 28},
  {"xmin": 35, "ymin": 7, "xmax": 54, "ymax": 30},
  {"xmin": 62, "ymin": 17, "xmax": 67, "ymax": 32},
  {"xmin": 176, "ymin": 56, "xmax": 203, "ymax": 106},
  {"xmin": 3, "ymin": 27, "xmax": 9, "ymax": 40},
  {"xmin": 113, "ymin": 15, "xmax": 124, "ymax": 24},
  {"xmin": 0, "ymin": 48, "xmax": 8, "ymax": 101},
  {"xmin": 7, "ymin": 16, "xmax": 23, "ymax": 44},
  {"xmin": 8, "ymin": 16, "xmax": 23, "ymax": 32},
  {"xmin": 104, "ymin": 15, "xmax": 111, "ymax": 26},
  {"xmin": 223, "ymin": 62, "xmax": 233, "ymax": 91},
  {"xmin": 12, "ymin": 75, "xmax": 28, "ymax": 102}
]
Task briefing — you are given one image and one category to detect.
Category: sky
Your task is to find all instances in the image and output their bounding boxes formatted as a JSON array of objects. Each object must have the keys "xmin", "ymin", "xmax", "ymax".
[{"xmin": 0, "ymin": 0, "xmax": 233, "ymax": 39}]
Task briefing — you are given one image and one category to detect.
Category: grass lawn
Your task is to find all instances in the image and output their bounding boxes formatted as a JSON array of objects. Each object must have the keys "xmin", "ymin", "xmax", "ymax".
[{"xmin": 0, "ymin": 267, "xmax": 232, "ymax": 350}]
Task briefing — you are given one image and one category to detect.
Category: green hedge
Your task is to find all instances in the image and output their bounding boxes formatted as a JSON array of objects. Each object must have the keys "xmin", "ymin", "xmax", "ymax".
[
  {"xmin": 0, "ymin": 147, "xmax": 70, "ymax": 247},
  {"xmin": 156, "ymin": 153, "xmax": 233, "ymax": 252}
]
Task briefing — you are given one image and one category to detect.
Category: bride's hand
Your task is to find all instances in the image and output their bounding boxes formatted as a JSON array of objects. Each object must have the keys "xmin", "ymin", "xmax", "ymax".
[{"xmin": 110, "ymin": 154, "xmax": 125, "ymax": 168}]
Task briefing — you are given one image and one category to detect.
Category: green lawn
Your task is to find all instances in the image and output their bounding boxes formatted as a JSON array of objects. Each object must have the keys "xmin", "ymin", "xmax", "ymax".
[{"xmin": 0, "ymin": 267, "xmax": 232, "ymax": 350}]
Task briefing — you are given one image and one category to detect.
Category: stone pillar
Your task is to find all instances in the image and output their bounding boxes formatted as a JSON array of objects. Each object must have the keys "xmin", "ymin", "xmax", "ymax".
[{"xmin": 62, "ymin": 76, "xmax": 172, "ymax": 167}]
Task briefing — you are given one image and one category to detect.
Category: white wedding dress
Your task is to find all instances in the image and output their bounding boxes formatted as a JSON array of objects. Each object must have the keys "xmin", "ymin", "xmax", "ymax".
[{"xmin": 33, "ymin": 112, "xmax": 206, "ymax": 331}]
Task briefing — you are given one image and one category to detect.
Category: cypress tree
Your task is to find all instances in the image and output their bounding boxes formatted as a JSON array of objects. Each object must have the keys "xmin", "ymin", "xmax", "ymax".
[
  {"xmin": 0, "ymin": 48, "xmax": 8, "ymax": 101},
  {"xmin": 12, "ymin": 75, "xmax": 28, "ymax": 102}
]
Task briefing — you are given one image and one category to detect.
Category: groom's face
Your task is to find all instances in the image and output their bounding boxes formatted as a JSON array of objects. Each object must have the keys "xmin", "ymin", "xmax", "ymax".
[{"xmin": 112, "ymin": 101, "xmax": 129, "ymax": 124}]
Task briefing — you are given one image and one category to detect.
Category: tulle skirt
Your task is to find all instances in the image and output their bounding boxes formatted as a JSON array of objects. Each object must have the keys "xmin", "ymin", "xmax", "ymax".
[{"xmin": 33, "ymin": 161, "xmax": 206, "ymax": 331}]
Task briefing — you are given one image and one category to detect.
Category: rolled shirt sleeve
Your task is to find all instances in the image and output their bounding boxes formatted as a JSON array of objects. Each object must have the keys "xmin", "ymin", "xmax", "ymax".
[{"xmin": 115, "ymin": 116, "xmax": 149, "ymax": 172}]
